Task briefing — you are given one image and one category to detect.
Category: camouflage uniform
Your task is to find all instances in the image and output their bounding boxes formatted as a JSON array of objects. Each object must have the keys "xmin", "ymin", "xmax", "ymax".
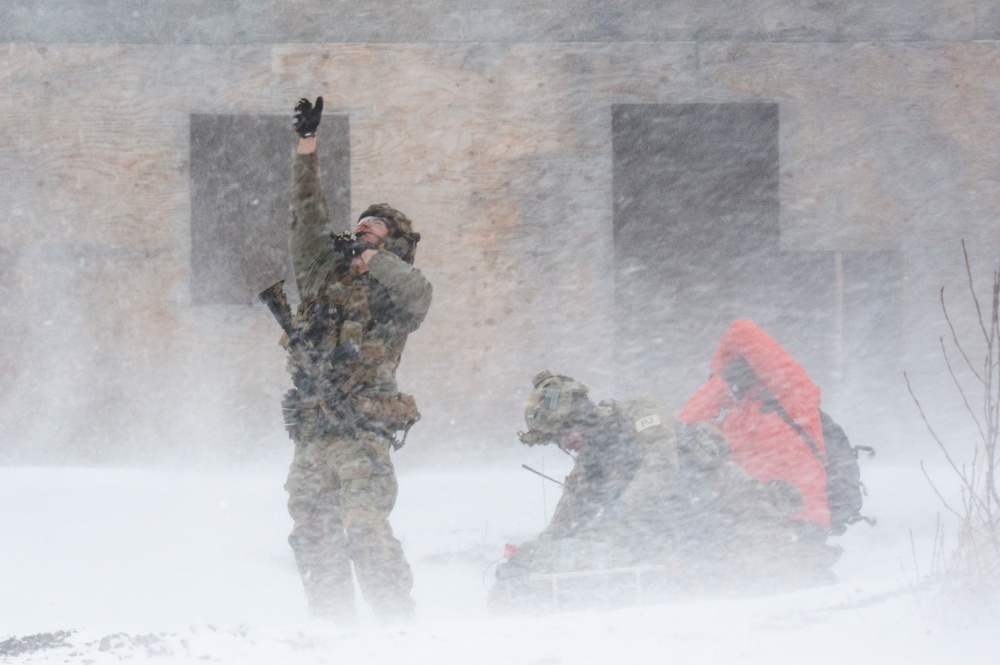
[
  {"xmin": 669, "ymin": 422, "xmax": 840, "ymax": 593},
  {"xmin": 543, "ymin": 397, "xmax": 680, "ymax": 549},
  {"xmin": 507, "ymin": 384, "xmax": 681, "ymax": 576},
  {"xmin": 494, "ymin": 374, "xmax": 838, "ymax": 609},
  {"xmin": 282, "ymin": 149, "xmax": 432, "ymax": 622}
]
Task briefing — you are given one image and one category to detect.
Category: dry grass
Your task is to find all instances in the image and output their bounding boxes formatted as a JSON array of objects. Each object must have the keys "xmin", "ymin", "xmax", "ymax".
[{"xmin": 905, "ymin": 240, "xmax": 1000, "ymax": 601}]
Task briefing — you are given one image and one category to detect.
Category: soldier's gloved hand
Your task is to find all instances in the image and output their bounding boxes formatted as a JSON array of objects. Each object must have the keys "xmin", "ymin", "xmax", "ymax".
[
  {"xmin": 332, "ymin": 232, "xmax": 354, "ymax": 250},
  {"xmin": 349, "ymin": 239, "xmax": 376, "ymax": 256},
  {"xmin": 336, "ymin": 236, "xmax": 375, "ymax": 256},
  {"xmin": 331, "ymin": 234, "xmax": 376, "ymax": 274},
  {"xmin": 293, "ymin": 96, "xmax": 324, "ymax": 137}
]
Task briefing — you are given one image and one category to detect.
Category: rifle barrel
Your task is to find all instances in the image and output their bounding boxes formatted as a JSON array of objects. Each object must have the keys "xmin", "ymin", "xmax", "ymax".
[{"xmin": 521, "ymin": 464, "xmax": 565, "ymax": 487}]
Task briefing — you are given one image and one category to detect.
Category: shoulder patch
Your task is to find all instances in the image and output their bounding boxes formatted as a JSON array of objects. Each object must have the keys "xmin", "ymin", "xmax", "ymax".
[
  {"xmin": 634, "ymin": 413, "xmax": 662, "ymax": 432},
  {"xmin": 544, "ymin": 386, "xmax": 562, "ymax": 410}
]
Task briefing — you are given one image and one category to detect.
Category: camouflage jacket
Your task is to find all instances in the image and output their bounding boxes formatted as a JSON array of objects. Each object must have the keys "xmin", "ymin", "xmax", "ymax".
[
  {"xmin": 284, "ymin": 152, "xmax": 432, "ymax": 431},
  {"xmin": 541, "ymin": 405, "xmax": 803, "ymax": 562},
  {"xmin": 544, "ymin": 397, "xmax": 679, "ymax": 538}
]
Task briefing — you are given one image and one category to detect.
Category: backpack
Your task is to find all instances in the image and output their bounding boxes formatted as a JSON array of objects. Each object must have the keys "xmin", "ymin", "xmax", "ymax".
[
  {"xmin": 771, "ymin": 405, "xmax": 874, "ymax": 535},
  {"xmin": 819, "ymin": 410, "xmax": 875, "ymax": 535}
]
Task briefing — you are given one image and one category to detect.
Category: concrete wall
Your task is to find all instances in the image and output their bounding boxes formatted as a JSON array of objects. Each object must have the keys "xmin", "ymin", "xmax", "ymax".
[
  {"xmin": 3, "ymin": 2, "xmax": 998, "ymax": 43},
  {"xmin": 1, "ymin": 2, "xmax": 998, "ymax": 464}
]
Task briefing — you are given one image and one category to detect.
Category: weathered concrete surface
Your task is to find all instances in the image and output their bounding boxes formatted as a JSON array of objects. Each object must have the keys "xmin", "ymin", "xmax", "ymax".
[
  {"xmin": 0, "ymin": 20, "xmax": 998, "ymax": 462},
  {"xmin": 1, "ymin": 1, "xmax": 996, "ymax": 44}
]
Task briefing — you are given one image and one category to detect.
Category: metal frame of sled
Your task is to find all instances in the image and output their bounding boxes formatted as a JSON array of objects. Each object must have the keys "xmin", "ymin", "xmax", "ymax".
[{"xmin": 498, "ymin": 564, "xmax": 669, "ymax": 611}]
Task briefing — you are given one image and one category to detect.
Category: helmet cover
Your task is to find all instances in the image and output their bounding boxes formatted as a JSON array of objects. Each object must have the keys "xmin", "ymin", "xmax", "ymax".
[
  {"xmin": 519, "ymin": 370, "xmax": 591, "ymax": 445},
  {"xmin": 358, "ymin": 203, "xmax": 421, "ymax": 264}
]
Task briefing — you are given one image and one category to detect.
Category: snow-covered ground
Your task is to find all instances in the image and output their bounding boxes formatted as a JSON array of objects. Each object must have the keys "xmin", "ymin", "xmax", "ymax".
[{"xmin": 1, "ymin": 449, "xmax": 996, "ymax": 664}]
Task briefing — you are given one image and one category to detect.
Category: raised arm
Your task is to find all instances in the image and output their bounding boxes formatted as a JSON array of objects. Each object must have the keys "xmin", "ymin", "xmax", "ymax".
[{"xmin": 288, "ymin": 98, "xmax": 337, "ymax": 298}]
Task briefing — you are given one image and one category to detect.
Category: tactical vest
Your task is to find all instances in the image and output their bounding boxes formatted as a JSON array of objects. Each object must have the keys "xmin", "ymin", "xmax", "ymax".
[{"xmin": 282, "ymin": 272, "xmax": 420, "ymax": 442}]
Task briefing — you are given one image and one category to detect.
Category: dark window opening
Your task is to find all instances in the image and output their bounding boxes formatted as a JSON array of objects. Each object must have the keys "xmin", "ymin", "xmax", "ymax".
[
  {"xmin": 189, "ymin": 114, "xmax": 350, "ymax": 305},
  {"xmin": 612, "ymin": 103, "xmax": 902, "ymax": 404}
]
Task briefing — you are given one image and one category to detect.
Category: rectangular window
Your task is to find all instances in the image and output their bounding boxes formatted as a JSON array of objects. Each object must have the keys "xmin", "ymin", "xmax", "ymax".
[
  {"xmin": 611, "ymin": 103, "xmax": 901, "ymax": 402},
  {"xmin": 189, "ymin": 113, "xmax": 350, "ymax": 305}
]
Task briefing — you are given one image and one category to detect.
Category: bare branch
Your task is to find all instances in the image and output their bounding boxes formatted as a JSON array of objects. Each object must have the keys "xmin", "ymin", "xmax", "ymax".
[
  {"xmin": 906, "ymin": 371, "xmax": 977, "ymax": 493},
  {"xmin": 962, "ymin": 239, "xmax": 991, "ymax": 346},
  {"xmin": 940, "ymin": 338, "xmax": 988, "ymax": 445},
  {"xmin": 921, "ymin": 460, "xmax": 963, "ymax": 520},
  {"xmin": 942, "ymin": 287, "xmax": 985, "ymax": 385},
  {"xmin": 908, "ymin": 241, "xmax": 1000, "ymax": 593}
]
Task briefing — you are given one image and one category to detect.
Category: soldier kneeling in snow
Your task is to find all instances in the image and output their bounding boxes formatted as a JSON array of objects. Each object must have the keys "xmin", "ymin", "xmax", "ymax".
[{"xmin": 490, "ymin": 370, "xmax": 840, "ymax": 611}]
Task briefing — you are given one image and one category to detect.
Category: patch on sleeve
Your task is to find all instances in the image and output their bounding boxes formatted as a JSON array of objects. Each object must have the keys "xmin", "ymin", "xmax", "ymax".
[
  {"xmin": 634, "ymin": 414, "xmax": 662, "ymax": 432},
  {"xmin": 544, "ymin": 387, "xmax": 561, "ymax": 410}
]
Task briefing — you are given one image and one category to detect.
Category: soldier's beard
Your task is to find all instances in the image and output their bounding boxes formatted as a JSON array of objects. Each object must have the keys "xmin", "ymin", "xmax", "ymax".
[{"xmin": 355, "ymin": 230, "xmax": 385, "ymax": 245}]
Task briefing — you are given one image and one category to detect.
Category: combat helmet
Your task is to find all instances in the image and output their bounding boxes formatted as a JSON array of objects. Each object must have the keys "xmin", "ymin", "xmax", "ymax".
[
  {"xmin": 518, "ymin": 370, "xmax": 593, "ymax": 446},
  {"xmin": 357, "ymin": 203, "xmax": 421, "ymax": 264}
]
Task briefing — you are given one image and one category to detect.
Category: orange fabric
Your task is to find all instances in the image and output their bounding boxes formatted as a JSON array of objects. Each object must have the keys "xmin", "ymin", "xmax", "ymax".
[{"xmin": 679, "ymin": 319, "xmax": 830, "ymax": 528}]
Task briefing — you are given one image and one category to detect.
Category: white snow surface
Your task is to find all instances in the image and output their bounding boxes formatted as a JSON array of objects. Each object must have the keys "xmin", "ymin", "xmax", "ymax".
[{"xmin": 1, "ymin": 455, "xmax": 997, "ymax": 664}]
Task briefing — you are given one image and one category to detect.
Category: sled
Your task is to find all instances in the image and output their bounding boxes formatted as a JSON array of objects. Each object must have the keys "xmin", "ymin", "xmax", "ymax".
[{"xmin": 490, "ymin": 564, "xmax": 670, "ymax": 612}]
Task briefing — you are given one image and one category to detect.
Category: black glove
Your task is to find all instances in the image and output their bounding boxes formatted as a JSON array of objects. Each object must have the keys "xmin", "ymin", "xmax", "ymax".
[
  {"xmin": 331, "ymin": 233, "xmax": 376, "ymax": 270},
  {"xmin": 293, "ymin": 96, "xmax": 324, "ymax": 137}
]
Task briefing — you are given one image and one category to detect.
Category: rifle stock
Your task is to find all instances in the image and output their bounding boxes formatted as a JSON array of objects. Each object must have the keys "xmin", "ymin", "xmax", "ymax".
[
  {"xmin": 259, "ymin": 280, "xmax": 359, "ymax": 434},
  {"xmin": 259, "ymin": 280, "xmax": 295, "ymax": 336}
]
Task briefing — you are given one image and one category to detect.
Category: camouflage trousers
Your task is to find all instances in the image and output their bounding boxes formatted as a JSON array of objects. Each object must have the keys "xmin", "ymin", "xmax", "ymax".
[{"xmin": 285, "ymin": 429, "xmax": 414, "ymax": 623}]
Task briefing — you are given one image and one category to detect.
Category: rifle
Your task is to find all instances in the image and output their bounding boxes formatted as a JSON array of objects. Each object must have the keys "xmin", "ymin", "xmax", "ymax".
[
  {"xmin": 521, "ymin": 464, "xmax": 565, "ymax": 487},
  {"xmin": 259, "ymin": 280, "xmax": 360, "ymax": 435},
  {"xmin": 330, "ymin": 232, "xmax": 374, "ymax": 278}
]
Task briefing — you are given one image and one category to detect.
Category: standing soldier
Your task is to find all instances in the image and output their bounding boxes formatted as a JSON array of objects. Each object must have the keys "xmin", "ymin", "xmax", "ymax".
[{"xmin": 277, "ymin": 96, "xmax": 432, "ymax": 623}]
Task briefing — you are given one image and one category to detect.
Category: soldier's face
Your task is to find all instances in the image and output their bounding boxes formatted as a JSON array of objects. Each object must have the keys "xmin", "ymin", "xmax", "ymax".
[
  {"xmin": 354, "ymin": 216, "xmax": 390, "ymax": 246},
  {"xmin": 557, "ymin": 428, "xmax": 587, "ymax": 453}
]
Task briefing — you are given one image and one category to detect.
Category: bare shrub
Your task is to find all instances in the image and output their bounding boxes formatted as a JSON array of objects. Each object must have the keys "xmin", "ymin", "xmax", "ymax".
[{"xmin": 904, "ymin": 241, "xmax": 1000, "ymax": 599}]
